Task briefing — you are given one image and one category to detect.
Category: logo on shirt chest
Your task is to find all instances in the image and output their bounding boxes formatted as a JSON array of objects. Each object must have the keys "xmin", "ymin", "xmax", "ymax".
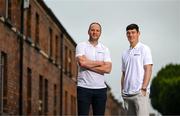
[
  {"xmin": 132, "ymin": 50, "xmax": 141, "ymax": 57},
  {"xmin": 134, "ymin": 53, "xmax": 140, "ymax": 56},
  {"xmin": 129, "ymin": 51, "xmax": 141, "ymax": 60}
]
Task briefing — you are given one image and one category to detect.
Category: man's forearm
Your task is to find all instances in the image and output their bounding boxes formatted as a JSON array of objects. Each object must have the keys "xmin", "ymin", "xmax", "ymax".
[
  {"xmin": 89, "ymin": 62, "xmax": 112, "ymax": 74},
  {"xmin": 121, "ymin": 72, "xmax": 125, "ymax": 92},
  {"xmin": 78, "ymin": 55, "xmax": 112, "ymax": 74},
  {"xmin": 142, "ymin": 64, "xmax": 152, "ymax": 88},
  {"xmin": 84, "ymin": 60, "xmax": 104, "ymax": 69},
  {"xmin": 78, "ymin": 55, "xmax": 104, "ymax": 68}
]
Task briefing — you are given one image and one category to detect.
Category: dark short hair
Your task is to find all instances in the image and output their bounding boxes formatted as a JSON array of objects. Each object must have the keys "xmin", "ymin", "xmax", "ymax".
[
  {"xmin": 126, "ymin": 24, "xmax": 139, "ymax": 32},
  {"xmin": 88, "ymin": 22, "xmax": 102, "ymax": 32}
]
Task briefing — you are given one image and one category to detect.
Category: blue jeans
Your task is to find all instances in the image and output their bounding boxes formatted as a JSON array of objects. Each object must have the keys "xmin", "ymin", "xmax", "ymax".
[{"xmin": 77, "ymin": 86, "xmax": 107, "ymax": 116}]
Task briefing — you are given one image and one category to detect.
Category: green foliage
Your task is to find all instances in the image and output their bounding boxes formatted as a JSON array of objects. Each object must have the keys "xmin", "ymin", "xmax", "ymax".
[{"xmin": 150, "ymin": 64, "xmax": 180, "ymax": 115}]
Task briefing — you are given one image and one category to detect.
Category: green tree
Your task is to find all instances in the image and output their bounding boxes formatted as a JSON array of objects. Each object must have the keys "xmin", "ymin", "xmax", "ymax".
[{"xmin": 150, "ymin": 64, "xmax": 180, "ymax": 115}]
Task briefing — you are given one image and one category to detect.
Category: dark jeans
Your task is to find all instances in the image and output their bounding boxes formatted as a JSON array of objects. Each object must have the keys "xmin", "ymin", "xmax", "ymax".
[{"xmin": 77, "ymin": 86, "xmax": 107, "ymax": 116}]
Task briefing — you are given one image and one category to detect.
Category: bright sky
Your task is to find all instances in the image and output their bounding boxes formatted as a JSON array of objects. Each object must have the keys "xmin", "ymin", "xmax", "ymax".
[{"xmin": 44, "ymin": 0, "xmax": 180, "ymax": 102}]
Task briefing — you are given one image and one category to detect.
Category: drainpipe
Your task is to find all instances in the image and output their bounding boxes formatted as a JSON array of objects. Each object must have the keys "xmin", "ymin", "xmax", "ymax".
[
  {"xmin": 19, "ymin": 0, "xmax": 24, "ymax": 115},
  {"xmin": 60, "ymin": 33, "xmax": 63, "ymax": 115}
]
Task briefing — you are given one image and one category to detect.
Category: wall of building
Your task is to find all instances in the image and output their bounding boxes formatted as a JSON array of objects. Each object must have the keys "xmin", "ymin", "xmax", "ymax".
[
  {"xmin": 0, "ymin": 0, "xmax": 122, "ymax": 115},
  {"xmin": 0, "ymin": 19, "xmax": 20, "ymax": 114}
]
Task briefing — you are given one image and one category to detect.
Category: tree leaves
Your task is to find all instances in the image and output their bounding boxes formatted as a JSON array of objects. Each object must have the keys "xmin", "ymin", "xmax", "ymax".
[{"xmin": 150, "ymin": 64, "xmax": 180, "ymax": 115}]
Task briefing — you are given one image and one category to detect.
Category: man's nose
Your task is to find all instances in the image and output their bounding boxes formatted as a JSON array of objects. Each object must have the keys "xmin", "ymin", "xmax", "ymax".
[
  {"xmin": 93, "ymin": 31, "xmax": 97, "ymax": 34},
  {"xmin": 129, "ymin": 33, "xmax": 133, "ymax": 36}
]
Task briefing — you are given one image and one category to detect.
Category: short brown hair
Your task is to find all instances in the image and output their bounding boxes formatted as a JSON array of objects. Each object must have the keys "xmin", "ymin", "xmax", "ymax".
[
  {"xmin": 88, "ymin": 22, "xmax": 102, "ymax": 32},
  {"xmin": 126, "ymin": 24, "xmax": 139, "ymax": 32}
]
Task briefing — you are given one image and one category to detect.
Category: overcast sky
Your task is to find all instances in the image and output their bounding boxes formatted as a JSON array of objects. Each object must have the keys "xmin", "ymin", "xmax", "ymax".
[{"xmin": 44, "ymin": 0, "xmax": 180, "ymax": 102}]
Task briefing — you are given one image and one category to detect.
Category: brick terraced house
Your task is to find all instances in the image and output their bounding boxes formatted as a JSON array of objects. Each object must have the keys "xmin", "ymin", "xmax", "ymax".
[{"xmin": 0, "ymin": 0, "xmax": 123, "ymax": 115}]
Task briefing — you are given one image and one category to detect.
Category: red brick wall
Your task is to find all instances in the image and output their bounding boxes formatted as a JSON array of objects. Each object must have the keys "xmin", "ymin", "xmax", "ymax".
[
  {"xmin": 62, "ymin": 33, "xmax": 77, "ymax": 115},
  {"xmin": 0, "ymin": 0, "xmax": 21, "ymax": 30},
  {"xmin": 0, "ymin": 0, "xmax": 77, "ymax": 115},
  {"xmin": 23, "ymin": 42, "xmax": 61, "ymax": 115},
  {"xmin": 0, "ymin": 0, "xmax": 6, "ymax": 17},
  {"xmin": 0, "ymin": 21, "xmax": 19, "ymax": 114}
]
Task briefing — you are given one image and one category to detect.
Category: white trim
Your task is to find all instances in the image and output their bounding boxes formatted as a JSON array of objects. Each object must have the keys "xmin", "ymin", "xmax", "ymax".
[
  {"xmin": 40, "ymin": 50, "xmax": 49, "ymax": 58},
  {"xmin": 24, "ymin": 0, "xmax": 30, "ymax": 9}
]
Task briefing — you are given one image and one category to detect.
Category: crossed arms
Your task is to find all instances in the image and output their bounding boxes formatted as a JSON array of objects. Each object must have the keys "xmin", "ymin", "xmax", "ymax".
[{"xmin": 77, "ymin": 55, "xmax": 112, "ymax": 75}]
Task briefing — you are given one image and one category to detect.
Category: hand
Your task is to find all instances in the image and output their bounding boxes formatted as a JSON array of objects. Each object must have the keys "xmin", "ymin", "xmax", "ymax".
[
  {"xmin": 81, "ymin": 55, "xmax": 87, "ymax": 60},
  {"xmin": 141, "ymin": 89, "xmax": 147, "ymax": 96}
]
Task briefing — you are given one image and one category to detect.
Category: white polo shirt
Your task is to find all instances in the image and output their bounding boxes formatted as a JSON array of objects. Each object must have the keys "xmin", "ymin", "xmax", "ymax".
[
  {"xmin": 76, "ymin": 41, "xmax": 111, "ymax": 89},
  {"xmin": 122, "ymin": 42, "xmax": 153, "ymax": 94}
]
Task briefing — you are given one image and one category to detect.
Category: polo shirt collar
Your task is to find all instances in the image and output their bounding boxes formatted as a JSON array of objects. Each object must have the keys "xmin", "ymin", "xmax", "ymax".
[{"xmin": 129, "ymin": 42, "xmax": 141, "ymax": 50}]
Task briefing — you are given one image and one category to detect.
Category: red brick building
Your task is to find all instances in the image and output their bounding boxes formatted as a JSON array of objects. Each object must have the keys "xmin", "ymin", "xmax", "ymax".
[
  {"xmin": 0, "ymin": 0, "xmax": 123, "ymax": 115},
  {"xmin": 0, "ymin": 0, "xmax": 77, "ymax": 115}
]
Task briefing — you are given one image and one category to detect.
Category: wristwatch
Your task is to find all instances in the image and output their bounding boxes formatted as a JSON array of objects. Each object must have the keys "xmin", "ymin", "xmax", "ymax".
[{"xmin": 141, "ymin": 87, "xmax": 147, "ymax": 91}]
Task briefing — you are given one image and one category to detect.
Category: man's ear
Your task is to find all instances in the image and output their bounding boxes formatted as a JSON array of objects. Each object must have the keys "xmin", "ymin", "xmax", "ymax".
[
  {"xmin": 88, "ymin": 30, "xmax": 90, "ymax": 35},
  {"xmin": 138, "ymin": 31, "xmax": 140, "ymax": 35}
]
